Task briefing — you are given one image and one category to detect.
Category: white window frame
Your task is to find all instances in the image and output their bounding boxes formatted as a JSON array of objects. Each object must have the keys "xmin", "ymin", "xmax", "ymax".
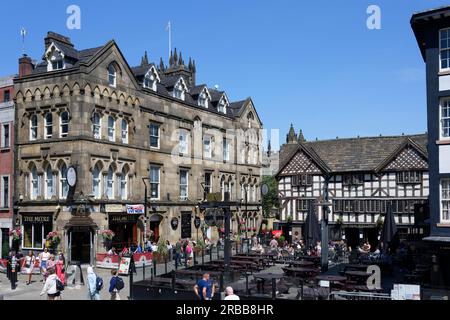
[
  {"xmin": 92, "ymin": 165, "xmax": 101, "ymax": 199},
  {"xmin": 441, "ymin": 178, "xmax": 450, "ymax": 223},
  {"xmin": 44, "ymin": 167, "xmax": 55, "ymax": 200},
  {"xmin": 180, "ymin": 169, "xmax": 188, "ymax": 201},
  {"xmin": 173, "ymin": 79, "xmax": 186, "ymax": 101},
  {"xmin": 149, "ymin": 123, "xmax": 160, "ymax": 149},
  {"xmin": 1, "ymin": 123, "xmax": 10, "ymax": 148},
  {"xmin": 150, "ymin": 165, "xmax": 160, "ymax": 200},
  {"xmin": 218, "ymin": 100, "xmax": 226, "ymax": 114},
  {"xmin": 93, "ymin": 113, "xmax": 102, "ymax": 139},
  {"xmin": 144, "ymin": 75, "xmax": 157, "ymax": 91},
  {"xmin": 59, "ymin": 164, "xmax": 68, "ymax": 199},
  {"xmin": 30, "ymin": 166, "xmax": 39, "ymax": 200},
  {"xmin": 440, "ymin": 98, "xmax": 450, "ymax": 140},
  {"xmin": 30, "ymin": 115, "xmax": 38, "ymax": 141},
  {"xmin": 204, "ymin": 172, "xmax": 212, "ymax": 196},
  {"xmin": 203, "ymin": 136, "xmax": 212, "ymax": 159},
  {"xmin": 121, "ymin": 119, "xmax": 128, "ymax": 144},
  {"xmin": 1, "ymin": 175, "xmax": 9, "ymax": 208},
  {"xmin": 51, "ymin": 59, "xmax": 63, "ymax": 71},
  {"xmin": 108, "ymin": 64, "xmax": 116, "ymax": 87},
  {"xmin": 179, "ymin": 129, "xmax": 189, "ymax": 155},
  {"xmin": 108, "ymin": 116, "xmax": 115, "ymax": 142},
  {"xmin": 440, "ymin": 28, "xmax": 450, "ymax": 72},
  {"xmin": 59, "ymin": 111, "xmax": 69, "ymax": 138},
  {"xmin": 106, "ymin": 166, "xmax": 114, "ymax": 199},
  {"xmin": 21, "ymin": 224, "xmax": 47, "ymax": 250},
  {"xmin": 120, "ymin": 169, "xmax": 128, "ymax": 200},
  {"xmin": 44, "ymin": 113, "xmax": 53, "ymax": 139},
  {"xmin": 223, "ymin": 138, "xmax": 230, "ymax": 162}
]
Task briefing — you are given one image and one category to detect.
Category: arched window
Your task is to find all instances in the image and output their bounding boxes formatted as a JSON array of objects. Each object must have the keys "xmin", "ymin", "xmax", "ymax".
[
  {"xmin": 44, "ymin": 165, "xmax": 55, "ymax": 199},
  {"xmin": 108, "ymin": 116, "xmax": 115, "ymax": 142},
  {"xmin": 120, "ymin": 168, "xmax": 128, "ymax": 200},
  {"xmin": 93, "ymin": 113, "xmax": 101, "ymax": 139},
  {"xmin": 59, "ymin": 163, "xmax": 68, "ymax": 199},
  {"xmin": 60, "ymin": 111, "xmax": 69, "ymax": 138},
  {"xmin": 30, "ymin": 164, "xmax": 39, "ymax": 200},
  {"xmin": 106, "ymin": 166, "xmax": 114, "ymax": 199},
  {"xmin": 92, "ymin": 165, "xmax": 101, "ymax": 199},
  {"xmin": 30, "ymin": 115, "xmax": 38, "ymax": 141},
  {"xmin": 45, "ymin": 113, "xmax": 53, "ymax": 139},
  {"xmin": 121, "ymin": 119, "xmax": 128, "ymax": 144},
  {"xmin": 108, "ymin": 64, "xmax": 116, "ymax": 87}
]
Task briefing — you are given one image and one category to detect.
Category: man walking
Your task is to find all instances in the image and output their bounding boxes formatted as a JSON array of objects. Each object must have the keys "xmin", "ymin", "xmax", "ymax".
[
  {"xmin": 175, "ymin": 239, "xmax": 183, "ymax": 269},
  {"xmin": 194, "ymin": 273, "xmax": 215, "ymax": 300}
]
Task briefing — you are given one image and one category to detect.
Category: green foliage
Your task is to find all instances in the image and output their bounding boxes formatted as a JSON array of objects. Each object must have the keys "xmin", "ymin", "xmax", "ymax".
[
  {"xmin": 278, "ymin": 235, "xmax": 285, "ymax": 244},
  {"xmin": 262, "ymin": 175, "xmax": 279, "ymax": 218},
  {"xmin": 196, "ymin": 238, "xmax": 206, "ymax": 249},
  {"xmin": 156, "ymin": 236, "xmax": 169, "ymax": 256}
]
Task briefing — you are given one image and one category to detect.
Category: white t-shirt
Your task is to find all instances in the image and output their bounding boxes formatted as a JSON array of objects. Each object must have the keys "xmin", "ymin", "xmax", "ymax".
[
  {"xmin": 41, "ymin": 252, "xmax": 51, "ymax": 261},
  {"xmin": 224, "ymin": 294, "xmax": 240, "ymax": 300}
]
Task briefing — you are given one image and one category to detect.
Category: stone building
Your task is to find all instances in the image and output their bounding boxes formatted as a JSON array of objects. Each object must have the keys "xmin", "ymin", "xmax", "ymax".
[{"xmin": 13, "ymin": 32, "xmax": 263, "ymax": 264}]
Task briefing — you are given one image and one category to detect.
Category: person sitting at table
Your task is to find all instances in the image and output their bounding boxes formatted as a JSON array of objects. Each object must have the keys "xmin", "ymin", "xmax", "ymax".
[
  {"xmin": 134, "ymin": 243, "xmax": 143, "ymax": 254},
  {"xmin": 107, "ymin": 247, "xmax": 117, "ymax": 255},
  {"xmin": 362, "ymin": 241, "xmax": 371, "ymax": 252}
]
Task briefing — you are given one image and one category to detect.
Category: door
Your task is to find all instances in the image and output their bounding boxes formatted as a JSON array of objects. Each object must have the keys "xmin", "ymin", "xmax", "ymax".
[
  {"xmin": 70, "ymin": 228, "xmax": 91, "ymax": 264},
  {"xmin": 181, "ymin": 213, "xmax": 192, "ymax": 239},
  {"xmin": 1, "ymin": 228, "xmax": 10, "ymax": 259}
]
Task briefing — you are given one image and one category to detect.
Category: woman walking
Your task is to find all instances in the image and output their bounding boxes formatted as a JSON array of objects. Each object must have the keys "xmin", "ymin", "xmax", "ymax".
[
  {"xmin": 23, "ymin": 250, "xmax": 36, "ymax": 285},
  {"xmin": 40, "ymin": 268, "xmax": 61, "ymax": 300},
  {"xmin": 39, "ymin": 247, "xmax": 51, "ymax": 282},
  {"xmin": 56, "ymin": 252, "xmax": 66, "ymax": 285}
]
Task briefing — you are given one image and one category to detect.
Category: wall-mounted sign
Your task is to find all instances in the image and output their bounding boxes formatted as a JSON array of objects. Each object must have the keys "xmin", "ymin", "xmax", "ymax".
[
  {"xmin": 105, "ymin": 204, "xmax": 124, "ymax": 213},
  {"xmin": 126, "ymin": 204, "xmax": 145, "ymax": 215},
  {"xmin": 22, "ymin": 215, "xmax": 51, "ymax": 223},
  {"xmin": 171, "ymin": 217, "xmax": 179, "ymax": 230},
  {"xmin": 67, "ymin": 166, "xmax": 77, "ymax": 187},
  {"xmin": 110, "ymin": 214, "xmax": 138, "ymax": 223},
  {"xmin": 194, "ymin": 216, "xmax": 201, "ymax": 229},
  {"xmin": 261, "ymin": 183, "xmax": 269, "ymax": 196}
]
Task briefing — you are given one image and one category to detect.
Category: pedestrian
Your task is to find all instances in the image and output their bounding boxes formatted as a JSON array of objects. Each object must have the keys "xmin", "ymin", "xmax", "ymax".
[
  {"xmin": 175, "ymin": 238, "xmax": 183, "ymax": 268},
  {"xmin": 185, "ymin": 241, "xmax": 193, "ymax": 267},
  {"xmin": 39, "ymin": 247, "xmax": 51, "ymax": 282},
  {"xmin": 23, "ymin": 250, "xmax": 36, "ymax": 285},
  {"xmin": 194, "ymin": 273, "xmax": 215, "ymax": 300},
  {"xmin": 109, "ymin": 269, "xmax": 124, "ymax": 300},
  {"xmin": 40, "ymin": 268, "xmax": 61, "ymax": 300},
  {"xmin": 56, "ymin": 252, "xmax": 65, "ymax": 285},
  {"xmin": 87, "ymin": 266, "xmax": 100, "ymax": 300},
  {"xmin": 47, "ymin": 254, "xmax": 56, "ymax": 272},
  {"xmin": 224, "ymin": 286, "xmax": 240, "ymax": 300},
  {"xmin": 166, "ymin": 240, "xmax": 173, "ymax": 261}
]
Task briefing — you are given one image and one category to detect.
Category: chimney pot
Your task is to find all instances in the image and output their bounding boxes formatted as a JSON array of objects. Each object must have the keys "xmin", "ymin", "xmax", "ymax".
[{"xmin": 19, "ymin": 54, "xmax": 33, "ymax": 77}]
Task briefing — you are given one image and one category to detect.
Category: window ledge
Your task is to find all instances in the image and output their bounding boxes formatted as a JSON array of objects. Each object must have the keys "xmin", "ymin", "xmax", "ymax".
[
  {"xmin": 437, "ymin": 223, "xmax": 450, "ymax": 227},
  {"xmin": 436, "ymin": 140, "xmax": 450, "ymax": 145},
  {"xmin": 0, "ymin": 147, "xmax": 11, "ymax": 151}
]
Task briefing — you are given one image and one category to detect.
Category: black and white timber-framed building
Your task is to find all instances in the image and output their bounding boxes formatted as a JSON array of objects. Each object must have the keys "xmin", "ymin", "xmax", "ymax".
[{"xmin": 275, "ymin": 125, "xmax": 429, "ymax": 250}]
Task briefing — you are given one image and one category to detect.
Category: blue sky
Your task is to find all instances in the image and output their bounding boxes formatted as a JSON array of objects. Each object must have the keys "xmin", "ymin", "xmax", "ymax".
[{"xmin": 1, "ymin": 0, "xmax": 448, "ymax": 150}]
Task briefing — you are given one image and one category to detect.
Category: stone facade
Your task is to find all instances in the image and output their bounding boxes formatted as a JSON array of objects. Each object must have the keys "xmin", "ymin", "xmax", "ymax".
[{"xmin": 13, "ymin": 32, "xmax": 263, "ymax": 264}]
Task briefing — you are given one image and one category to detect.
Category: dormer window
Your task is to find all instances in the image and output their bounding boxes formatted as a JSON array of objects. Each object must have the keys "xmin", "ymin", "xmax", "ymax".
[
  {"xmin": 143, "ymin": 67, "xmax": 159, "ymax": 92},
  {"xmin": 172, "ymin": 78, "xmax": 187, "ymax": 101},
  {"xmin": 198, "ymin": 88, "xmax": 211, "ymax": 108},
  {"xmin": 108, "ymin": 64, "xmax": 116, "ymax": 87},
  {"xmin": 217, "ymin": 94, "xmax": 229, "ymax": 114},
  {"xmin": 45, "ymin": 43, "xmax": 65, "ymax": 72}
]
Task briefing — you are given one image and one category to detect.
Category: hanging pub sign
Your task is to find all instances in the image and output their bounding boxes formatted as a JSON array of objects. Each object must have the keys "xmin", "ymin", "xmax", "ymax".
[
  {"xmin": 194, "ymin": 216, "xmax": 201, "ymax": 229},
  {"xmin": 204, "ymin": 208, "xmax": 216, "ymax": 226},
  {"xmin": 171, "ymin": 217, "xmax": 179, "ymax": 230},
  {"xmin": 126, "ymin": 204, "xmax": 145, "ymax": 214}
]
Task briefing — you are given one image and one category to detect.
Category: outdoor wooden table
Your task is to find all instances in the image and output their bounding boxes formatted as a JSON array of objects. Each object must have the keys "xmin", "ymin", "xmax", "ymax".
[
  {"xmin": 253, "ymin": 273, "xmax": 284, "ymax": 294},
  {"xmin": 282, "ymin": 267, "xmax": 319, "ymax": 279},
  {"xmin": 288, "ymin": 260, "xmax": 314, "ymax": 267}
]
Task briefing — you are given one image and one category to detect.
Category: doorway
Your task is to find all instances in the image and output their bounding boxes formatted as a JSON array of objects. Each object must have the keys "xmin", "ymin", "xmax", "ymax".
[
  {"xmin": 345, "ymin": 228, "xmax": 360, "ymax": 251},
  {"xmin": 70, "ymin": 228, "xmax": 92, "ymax": 264},
  {"xmin": 181, "ymin": 212, "xmax": 192, "ymax": 239},
  {"xmin": 150, "ymin": 214, "xmax": 162, "ymax": 241}
]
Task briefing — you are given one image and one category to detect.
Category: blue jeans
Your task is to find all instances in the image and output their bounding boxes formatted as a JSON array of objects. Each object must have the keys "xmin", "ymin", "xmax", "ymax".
[{"xmin": 175, "ymin": 252, "xmax": 181, "ymax": 268}]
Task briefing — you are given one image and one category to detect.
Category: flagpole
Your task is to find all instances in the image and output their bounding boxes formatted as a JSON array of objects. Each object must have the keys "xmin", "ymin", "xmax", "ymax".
[{"xmin": 167, "ymin": 21, "xmax": 171, "ymax": 61}]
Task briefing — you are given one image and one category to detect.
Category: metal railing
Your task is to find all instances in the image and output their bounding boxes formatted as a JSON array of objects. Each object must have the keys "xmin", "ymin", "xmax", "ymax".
[{"xmin": 329, "ymin": 290, "xmax": 392, "ymax": 300}]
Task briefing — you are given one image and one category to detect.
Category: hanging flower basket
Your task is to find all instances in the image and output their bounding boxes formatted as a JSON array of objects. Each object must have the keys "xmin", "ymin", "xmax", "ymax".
[
  {"xmin": 100, "ymin": 229, "xmax": 115, "ymax": 241},
  {"xmin": 46, "ymin": 231, "xmax": 61, "ymax": 245},
  {"xmin": 9, "ymin": 228, "xmax": 22, "ymax": 241}
]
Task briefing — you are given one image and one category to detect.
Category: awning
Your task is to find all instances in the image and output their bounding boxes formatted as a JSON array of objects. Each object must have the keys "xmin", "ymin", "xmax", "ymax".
[{"xmin": 64, "ymin": 216, "xmax": 98, "ymax": 229}]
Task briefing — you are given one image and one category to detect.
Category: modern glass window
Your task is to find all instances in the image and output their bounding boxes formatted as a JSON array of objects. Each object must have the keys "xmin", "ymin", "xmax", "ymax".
[
  {"xmin": 150, "ymin": 165, "xmax": 160, "ymax": 200},
  {"xmin": 108, "ymin": 64, "xmax": 116, "ymax": 87},
  {"xmin": 1, "ymin": 123, "xmax": 9, "ymax": 148},
  {"xmin": 4, "ymin": 90, "xmax": 10, "ymax": 102},
  {"xmin": 30, "ymin": 165, "xmax": 39, "ymax": 200},
  {"xmin": 223, "ymin": 138, "xmax": 230, "ymax": 161},
  {"xmin": 203, "ymin": 136, "xmax": 212, "ymax": 158},
  {"xmin": 107, "ymin": 116, "xmax": 115, "ymax": 142},
  {"xmin": 30, "ymin": 115, "xmax": 38, "ymax": 141},
  {"xmin": 60, "ymin": 111, "xmax": 69, "ymax": 137},
  {"xmin": 106, "ymin": 166, "xmax": 114, "ymax": 199},
  {"xmin": 121, "ymin": 119, "xmax": 128, "ymax": 144},
  {"xmin": 22, "ymin": 222, "xmax": 52, "ymax": 250},
  {"xmin": 59, "ymin": 164, "xmax": 68, "ymax": 199},
  {"xmin": 44, "ymin": 113, "xmax": 53, "ymax": 139},
  {"xmin": 149, "ymin": 123, "xmax": 160, "ymax": 148},
  {"xmin": 92, "ymin": 165, "xmax": 101, "ymax": 199},
  {"xmin": 52, "ymin": 60, "xmax": 63, "ymax": 70},
  {"xmin": 441, "ymin": 28, "xmax": 450, "ymax": 70},
  {"xmin": 93, "ymin": 113, "xmax": 101, "ymax": 139},
  {"xmin": 180, "ymin": 170, "xmax": 188, "ymax": 200},
  {"xmin": 44, "ymin": 166, "xmax": 55, "ymax": 200},
  {"xmin": 441, "ymin": 179, "xmax": 450, "ymax": 222},
  {"xmin": 204, "ymin": 172, "xmax": 212, "ymax": 198},
  {"xmin": 120, "ymin": 168, "xmax": 128, "ymax": 200},
  {"xmin": 1, "ymin": 176, "xmax": 9, "ymax": 208},
  {"xmin": 179, "ymin": 129, "xmax": 188, "ymax": 155},
  {"xmin": 441, "ymin": 98, "xmax": 450, "ymax": 138}
]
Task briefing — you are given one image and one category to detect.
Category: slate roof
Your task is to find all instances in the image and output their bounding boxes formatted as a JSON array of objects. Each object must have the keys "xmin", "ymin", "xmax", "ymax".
[{"xmin": 278, "ymin": 134, "xmax": 428, "ymax": 174}]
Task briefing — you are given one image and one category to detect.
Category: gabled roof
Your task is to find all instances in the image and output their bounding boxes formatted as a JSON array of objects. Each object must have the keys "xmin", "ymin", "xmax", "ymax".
[
  {"xmin": 230, "ymin": 98, "xmax": 263, "ymax": 125},
  {"xmin": 278, "ymin": 134, "xmax": 428, "ymax": 175}
]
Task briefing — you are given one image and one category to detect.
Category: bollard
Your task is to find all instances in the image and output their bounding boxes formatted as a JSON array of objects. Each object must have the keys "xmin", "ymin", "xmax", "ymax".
[
  {"xmin": 153, "ymin": 258, "xmax": 157, "ymax": 277},
  {"xmin": 164, "ymin": 255, "xmax": 168, "ymax": 274},
  {"xmin": 217, "ymin": 245, "xmax": 220, "ymax": 260},
  {"xmin": 143, "ymin": 262, "xmax": 145, "ymax": 280},
  {"xmin": 210, "ymin": 247, "xmax": 213, "ymax": 262}
]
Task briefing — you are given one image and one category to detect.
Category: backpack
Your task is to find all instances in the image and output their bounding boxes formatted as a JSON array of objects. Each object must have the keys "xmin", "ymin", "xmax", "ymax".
[
  {"xmin": 56, "ymin": 278, "xmax": 65, "ymax": 291},
  {"xmin": 95, "ymin": 274, "xmax": 104, "ymax": 291},
  {"xmin": 115, "ymin": 277, "xmax": 124, "ymax": 291}
]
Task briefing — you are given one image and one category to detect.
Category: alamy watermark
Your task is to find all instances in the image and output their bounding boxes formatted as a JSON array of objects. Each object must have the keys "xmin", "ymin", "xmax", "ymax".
[
  {"xmin": 66, "ymin": 5, "xmax": 81, "ymax": 30},
  {"xmin": 367, "ymin": 5, "xmax": 381, "ymax": 30}
]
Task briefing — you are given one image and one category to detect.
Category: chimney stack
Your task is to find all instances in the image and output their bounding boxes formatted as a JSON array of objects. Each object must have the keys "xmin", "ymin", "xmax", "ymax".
[{"xmin": 19, "ymin": 54, "xmax": 33, "ymax": 77}]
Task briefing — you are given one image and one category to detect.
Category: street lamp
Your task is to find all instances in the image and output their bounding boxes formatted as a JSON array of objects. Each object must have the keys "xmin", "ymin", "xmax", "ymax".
[{"xmin": 142, "ymin": 178, "xmax": 150, "ymax": 247}]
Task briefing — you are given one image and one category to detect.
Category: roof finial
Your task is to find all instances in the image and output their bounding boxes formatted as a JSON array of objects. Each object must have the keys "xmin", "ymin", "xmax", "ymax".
[
  {"xmin": 188, "ymin": 57, "xmax": 193, "ymax": 71},
  {"xmin": 267, "ymin": 140, "xmax": 272, "ymax": 157},
  {"xmin": 159, "ymin": 57, "xmax": 165, "ymax": 71},
  {"xmin": 173, "ymin": 48, "xmax": 178, "ymax": 66},
  {"xmin": 141, "ymin": 50, "xmax": 149, "ymax": 66},
  {"xmin": 192, "ymin": 59, "xmax": 196, "ymax": 73},
  {"xmin": 178, "ymin": 52, "xmax": 184, "ymax": 66},
  {"xmin": 297, "ymin": 129, "xmax": 306, "ymax": 143},
  {"xmin": 169, "ymin": 50, "xmax": 173, "ymax": 67},
  {"xmin": 286, "ymin": 124, "xmax": 297, "ymax": 144}
]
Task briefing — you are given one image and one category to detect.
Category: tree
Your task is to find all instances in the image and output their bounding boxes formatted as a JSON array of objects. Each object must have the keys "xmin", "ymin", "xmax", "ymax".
[{"xmin": 262, "ymin": 175, "xmax": 279, "ymax": 218}]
